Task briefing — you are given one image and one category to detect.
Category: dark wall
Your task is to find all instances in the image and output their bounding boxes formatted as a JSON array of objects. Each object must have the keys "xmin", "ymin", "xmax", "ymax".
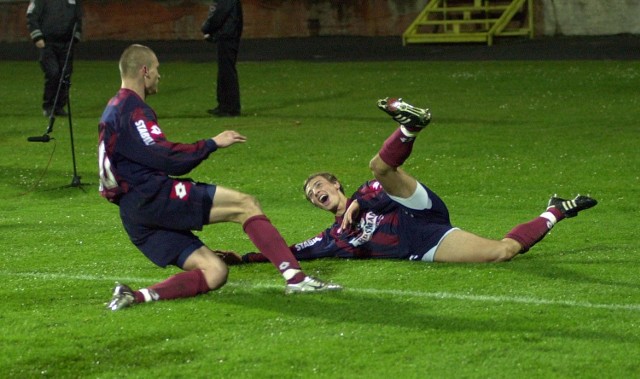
[{"xmin": 1, "ymin": 0, "xmax": 429, "ymax": 42}]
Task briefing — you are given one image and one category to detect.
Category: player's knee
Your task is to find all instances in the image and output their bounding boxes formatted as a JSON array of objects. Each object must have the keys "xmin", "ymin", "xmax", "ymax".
[
  {"xmin": 240, "ymin": 192, "xmax": 261, "ymax": 211},
  {"xmin": 233, "ymin": 192, "xmax": 264, "ymax": 222},
  {"xmin": 205, "ymin": 263, "xmax": 228, "ymax": 290},
  {"xmin": 369, "ymin": 155, "xmax": 390, "ymax": 176}
]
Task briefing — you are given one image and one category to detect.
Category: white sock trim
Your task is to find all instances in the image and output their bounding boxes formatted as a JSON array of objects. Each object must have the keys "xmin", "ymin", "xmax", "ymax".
[
  {"xmin": 139, "ymin": 288, "xmax": 153, "ymax": 302},
  {"xmin": 282, "ymin": 268, "xmax": 301, "ymax": 281},
  {"xmin": 540, "ymin": 211, "xmax": 557, "ymax": 228},
  {"xmin": 399, "ymin": 125, "xmax": 416, "ymax": 137}
]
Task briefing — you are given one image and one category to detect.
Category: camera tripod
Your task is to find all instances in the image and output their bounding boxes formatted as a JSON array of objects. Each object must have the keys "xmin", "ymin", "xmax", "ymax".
[{"xmin": 27, "ymin": 22, "xmax": 85, "ymax": 189}]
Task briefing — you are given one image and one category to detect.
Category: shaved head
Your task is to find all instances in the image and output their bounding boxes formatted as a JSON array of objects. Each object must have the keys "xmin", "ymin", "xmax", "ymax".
[{"xmin": 119, "ymin": 44, "xmax": 156, "ymax": 79}]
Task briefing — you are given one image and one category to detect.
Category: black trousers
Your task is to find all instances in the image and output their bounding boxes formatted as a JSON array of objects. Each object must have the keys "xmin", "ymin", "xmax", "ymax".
[
  {"xmin": 39, "ymin": 41, "xmax": 74, "ymax": 112},
  {"xmin": 216, "ymin": 37, "xmax": 240, "ymax": 114}
]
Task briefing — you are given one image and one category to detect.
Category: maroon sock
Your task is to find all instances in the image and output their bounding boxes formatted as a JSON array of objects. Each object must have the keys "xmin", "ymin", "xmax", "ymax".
[
  {"xmin": 404, "ymin": 124, "xmax": 423, "ymax": 134},
  {"xmin": 134, "ymin": 270, "xmax": 210, "ymax": 302},
  {"xmin": 243, "ymin": 215, "xmax": 305, "ymax": 283},
  {"xmin": 378, "ymin": 128, "xmax": 416, "ymax": 168},
  {"xmin": 505, "ymin": 208, "xmax": 564, "ymax": 253}
]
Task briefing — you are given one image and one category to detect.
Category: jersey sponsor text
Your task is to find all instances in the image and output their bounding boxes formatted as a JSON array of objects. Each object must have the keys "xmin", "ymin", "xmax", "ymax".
[{"xmin": 135, "ymin": 119, "xmax": 156, "ymax": 145}]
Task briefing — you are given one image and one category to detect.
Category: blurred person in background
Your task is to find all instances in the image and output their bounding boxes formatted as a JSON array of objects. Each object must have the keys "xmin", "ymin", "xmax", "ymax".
[
  {"xmin": 26, "ymin": 0, "xmax": 83, "ymax": 117},
  {"xmin": 201, "ymin": 0, "xmax": 243, "ymax": 117}
]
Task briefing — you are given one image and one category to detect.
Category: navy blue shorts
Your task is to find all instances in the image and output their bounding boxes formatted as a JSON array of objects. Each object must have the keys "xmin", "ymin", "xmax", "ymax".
[
  {"xmin": 119, "ymin": 180, "xmax": 216, "ymax": 268},
  {"xmin": 397, "ymin": 183, "xmax": 454, "ymax": 261}
]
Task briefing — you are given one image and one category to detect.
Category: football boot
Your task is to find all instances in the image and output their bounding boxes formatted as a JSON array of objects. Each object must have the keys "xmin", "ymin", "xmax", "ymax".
[
  {"xmin": 285, "ymin": 276, "xmax": 343, "ymax": 294},
  {"xmin": 106, "ymin": 283, "xmax": 135, "ymax": 311},
  {"xmin": 547, "ymin": 195, "xmax": 597, "ymax": 218},
  {"xmin": 377, "ymin": 97, "xmax": 431, "ymax": 128}
]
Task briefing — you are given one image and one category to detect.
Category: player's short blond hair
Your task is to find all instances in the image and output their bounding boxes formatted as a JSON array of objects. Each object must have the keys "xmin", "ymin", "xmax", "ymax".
[
  {"xmin": 119, "ymin": 44, "xmax": 156, "ymax": 79},
  {"xmin": 303, "ymin": 172, "xmax": 344, "ymax": 202}
]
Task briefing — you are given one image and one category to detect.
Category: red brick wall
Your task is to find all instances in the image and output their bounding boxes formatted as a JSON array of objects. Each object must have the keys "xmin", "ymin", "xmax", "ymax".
[
  {"xmin": 1, "ymin": 1, "xmax": 30, "ymax": 42},
  {"xmin": 1, "ymin": 0, "xmax": 424, "ymax": 42}
]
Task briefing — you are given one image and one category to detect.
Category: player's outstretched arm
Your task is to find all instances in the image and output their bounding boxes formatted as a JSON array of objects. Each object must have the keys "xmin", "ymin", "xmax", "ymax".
[{"xmin": 212, "ymin": 130, "xmax": 247, "ymax": 148}]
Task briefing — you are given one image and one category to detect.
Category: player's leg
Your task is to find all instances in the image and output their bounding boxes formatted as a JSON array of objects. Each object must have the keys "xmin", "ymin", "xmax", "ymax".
[
  {"xmin": 207, "ymin": 185, "xmax": 262, "ymax": 224},
  {"xmin": 372, "ymin": 97, "xmax": 431, "ymax": 199},
  {"xmin": 107, "ymin": 268, "xmax": 215, "ymax": 311},
  {"xmin": 180, "ymin": 246, "xmax": 228, "ymax": 289},
  {"xmin": 209, "ymin": 185, "xmax": 341, "ymax": 293},
  {"xmin": 504, "ymin": 194, "xmax": 597, "ymax": 253},
  {"xmin": 207, "ymin": 186, "xmax": 304, "ymax": 281},
  {"xmin": 107, "ymin": 231, "xmax": 222, "ymax": 311},
  {"xmin": 434, "ymin": 229, "xmax": 520, "ymax": 263},
  {"xmin": 369, "ymin": 158, "xmax": 418, "ymax": 199},
  {"xmin": 132, "ymin": 246, "xmax": 227, "ymax": 304},
  {"xmin": 433, "ymin": 194, "xmax": 598, "ymax": 262}
]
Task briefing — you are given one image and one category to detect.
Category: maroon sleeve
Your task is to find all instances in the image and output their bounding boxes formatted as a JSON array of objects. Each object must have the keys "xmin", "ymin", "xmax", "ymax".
[{"xmin": 116, "ymin": 107, "xmax": 218, "ymax": 176}]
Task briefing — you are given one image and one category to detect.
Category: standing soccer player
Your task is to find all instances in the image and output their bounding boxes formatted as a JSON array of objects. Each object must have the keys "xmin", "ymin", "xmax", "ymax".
[
  {"xmin": 228, "ymin": 98, "xmax": 597, "ymax": 265},
  {"xmin": 99, "ymin": 44, "xmax": 341, "ymax": 311}
]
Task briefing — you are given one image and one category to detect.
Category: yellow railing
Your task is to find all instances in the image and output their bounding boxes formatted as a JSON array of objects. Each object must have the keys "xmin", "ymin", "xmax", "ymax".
[{"xmin": 403, "ymin": 0, "xmax": 534, "ymax": 46}]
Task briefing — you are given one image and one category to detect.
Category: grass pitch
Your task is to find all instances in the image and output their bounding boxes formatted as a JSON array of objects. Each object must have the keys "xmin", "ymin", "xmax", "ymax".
[{"xmin": 0, "ymin": 57, "xmax": 639, "ymax": 378}]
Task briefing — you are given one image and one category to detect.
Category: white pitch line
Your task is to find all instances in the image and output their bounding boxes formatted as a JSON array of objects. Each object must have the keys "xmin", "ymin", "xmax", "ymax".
[
  {"xmin": 4, "ymin": 271, "xmax": 640, "ymax": 312},
  {"xmin": 355, "ymin": 288, "xmax": 640, "ymax": 312}
]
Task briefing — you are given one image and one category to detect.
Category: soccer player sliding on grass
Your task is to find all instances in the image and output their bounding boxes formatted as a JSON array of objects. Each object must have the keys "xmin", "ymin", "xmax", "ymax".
[
  {"xmin": 220, "ymin": 97, "xmax": 597, "ymax": 265},
  {"xmin": 99, "ymin": 44, "xmax": 341, "ymax": 311}
]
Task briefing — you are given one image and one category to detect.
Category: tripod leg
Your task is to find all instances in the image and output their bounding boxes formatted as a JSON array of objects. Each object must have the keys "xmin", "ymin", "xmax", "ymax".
[{"xmin": 66, "ymin": 96, "xmax": 83, "ymax": 189}]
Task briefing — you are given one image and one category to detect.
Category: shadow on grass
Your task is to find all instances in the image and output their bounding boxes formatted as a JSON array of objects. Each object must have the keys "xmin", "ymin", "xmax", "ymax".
[
  {"xmin": 212, "ymin": 284, "xmax": 638, "ymax": 344},
  {"xmin": 508, "ymin": 245, "xmax": 639, "ymax": 290},
  {"xmin": 0, "ymin": 164, "xmax": 96, "ymax": 199}
]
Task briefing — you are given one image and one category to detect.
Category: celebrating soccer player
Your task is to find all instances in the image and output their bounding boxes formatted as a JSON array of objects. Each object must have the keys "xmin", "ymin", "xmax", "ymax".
[
  {"xmin": 99, "ymin": 45, "xmax": 341, "ymax": 311},
  {"xmin": 220, "ymin": 97, "xmax": 597, "ymax": 265}
]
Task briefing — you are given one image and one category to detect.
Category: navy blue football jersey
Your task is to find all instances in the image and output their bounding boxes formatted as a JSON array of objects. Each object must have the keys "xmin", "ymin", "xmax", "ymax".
[
  {"xmin": 244, "ymin": 180, "xmax": 454, "ymax": 263},
  {"xmin": 98, "ymin": 89, "xmax": 218, "ymax": 204}
]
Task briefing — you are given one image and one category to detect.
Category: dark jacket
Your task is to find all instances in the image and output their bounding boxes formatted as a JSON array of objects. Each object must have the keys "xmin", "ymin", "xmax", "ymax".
[
  {"xmin": 201, "ymin": 0, "xmax": 243, "ymax": 42},
  {"xmin": 26, "ymin": 0, "xmax": 83, "ymax": 43}
]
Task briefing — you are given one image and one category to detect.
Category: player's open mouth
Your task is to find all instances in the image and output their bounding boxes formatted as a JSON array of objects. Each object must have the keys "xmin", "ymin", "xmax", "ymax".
[{"xmin": 319, "ymin": 194, "xmax": 329, "ymax": 204}]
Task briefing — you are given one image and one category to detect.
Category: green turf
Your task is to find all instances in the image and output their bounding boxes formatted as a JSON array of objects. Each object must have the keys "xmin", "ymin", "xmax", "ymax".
[{"xmin": 1, "ymin": 58, "xmax": 638, "ymax": 378}]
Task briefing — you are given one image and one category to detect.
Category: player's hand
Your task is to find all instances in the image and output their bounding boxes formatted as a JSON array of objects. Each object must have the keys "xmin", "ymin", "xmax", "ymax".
[
  {"xmin": 213, "ymin": 250, "xmax": 244, "ymax": 265},
  {"xmin": 339, "ymin": 200, "xmax": 360, "ymax": 233},
  {"xmin": 212, "ymin": 130, "xmax": 246, "ymax": 148}
]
